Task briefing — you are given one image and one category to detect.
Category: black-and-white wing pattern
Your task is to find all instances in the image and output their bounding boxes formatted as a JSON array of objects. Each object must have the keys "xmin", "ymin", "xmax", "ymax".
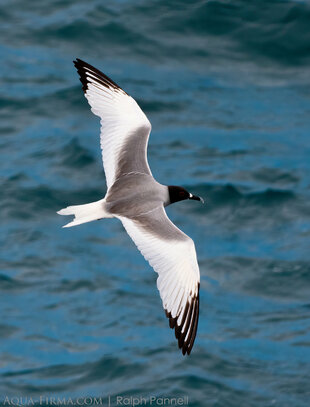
[
  {"xmin": 118, "ymin": 206, "xmax": 200, "ymax": 355},
  {"xmin": 72, "ymin": 59, "xmax": 201, "ymax": 355},
  {"xmin": 74, "ymin": 59, "xmax": 152, "ymax": 189}
]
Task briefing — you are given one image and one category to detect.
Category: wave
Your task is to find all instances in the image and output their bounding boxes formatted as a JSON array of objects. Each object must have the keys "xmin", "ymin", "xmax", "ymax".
[
  {"xmin": 207, "ymin": 256, "xmax": 310, "ymax": 302},
  {"xmin": 3, "ymin": 0, "xmax": 310, "ymax": 86},
  {"xmin": 160, "ymin": 0, "xmax": 310, "ymax": 66},
  {"xmin": 192, "ymin": 182, "xmax": 296, "ymax": 207},
  {"xmin": 184, "ymin": 182, "xmax": 310, "ymax": 233},
  {"xmin": 0, "ymin": 172, "xmax": 103, "ymax": 221}
]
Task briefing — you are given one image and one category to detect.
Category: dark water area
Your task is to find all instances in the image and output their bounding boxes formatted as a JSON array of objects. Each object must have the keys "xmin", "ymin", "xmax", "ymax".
[{"xmin": 1, "ymin": 0, "xmax": 310, "ymax": 406}]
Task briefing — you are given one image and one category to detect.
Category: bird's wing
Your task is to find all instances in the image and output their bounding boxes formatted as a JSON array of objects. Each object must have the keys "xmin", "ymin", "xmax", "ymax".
[
  {"xmin": 74, "ymin": 58, "xmax": 152, "ymax": 189},
  {"xmin": 118, "ymin": 206, "xmax": 200, "ymax": 355}
]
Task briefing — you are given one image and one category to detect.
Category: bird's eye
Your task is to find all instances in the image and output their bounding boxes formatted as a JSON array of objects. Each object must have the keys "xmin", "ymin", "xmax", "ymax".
[{"xmin": 180, "ymin": 191, "xmax": 185, "ymax": 196}]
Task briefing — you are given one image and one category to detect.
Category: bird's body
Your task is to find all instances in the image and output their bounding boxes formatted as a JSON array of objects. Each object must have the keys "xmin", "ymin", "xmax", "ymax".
[
  {"xmin": 106, "ymin": 173, "xmax": 169, "ymax": 217},
  {"xmin": 58, "ymin": 59, "xmax": 203, "ymax": 355}
]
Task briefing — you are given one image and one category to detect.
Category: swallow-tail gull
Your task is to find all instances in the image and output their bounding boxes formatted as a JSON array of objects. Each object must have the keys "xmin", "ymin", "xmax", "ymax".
[{"xmin": 58, "ymin": 59, "xmax": 203, "ymax": 355}]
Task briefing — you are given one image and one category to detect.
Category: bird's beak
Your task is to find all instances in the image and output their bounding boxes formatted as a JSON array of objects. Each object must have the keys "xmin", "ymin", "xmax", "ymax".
[{"xmin": 189, "ymin": 193, "xmax": 204, "ymax": 204}]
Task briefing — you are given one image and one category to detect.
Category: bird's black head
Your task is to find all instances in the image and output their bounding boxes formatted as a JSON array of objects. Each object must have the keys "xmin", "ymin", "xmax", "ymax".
[{"xmin": 168, "ymin": 186, "xmax": 204, "ymax": 204}]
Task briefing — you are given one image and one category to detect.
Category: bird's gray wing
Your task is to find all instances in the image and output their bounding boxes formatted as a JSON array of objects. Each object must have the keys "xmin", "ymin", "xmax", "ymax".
[
  {"xmin": 74, "ymin": 59, "xmax": 152, "ymax": 189},
  {"xmin": 118, "ymin": 206, "xmax": 200, "ymax": 355}
]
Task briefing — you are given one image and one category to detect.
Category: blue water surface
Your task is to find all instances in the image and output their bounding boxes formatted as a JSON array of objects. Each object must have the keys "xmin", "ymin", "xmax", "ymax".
[{"xmin": 1, "ymin": 1, "xmax": 310, "ymax": 406}]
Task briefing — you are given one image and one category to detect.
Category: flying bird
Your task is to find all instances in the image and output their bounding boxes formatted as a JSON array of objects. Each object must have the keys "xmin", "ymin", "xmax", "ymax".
[{"xmin": 58, "ymin": 59, "xmax": 203, "ymax": 355}]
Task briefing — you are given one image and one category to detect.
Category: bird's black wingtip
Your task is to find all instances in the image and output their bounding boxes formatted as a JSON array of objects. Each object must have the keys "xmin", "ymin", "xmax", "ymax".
[
  {"xmin": 73, "ymin": 58, "xmax": 85, "ymax": 67},
  {"xmin": 165, "ymin": 283, "xmax": 200, "ymax": 356},
  {"xmin": 73, "ymin": 59, "xmax": 88, "ymax": 93},
  {"xmin": 72, "ymin": 58, "xmax": 125, "ymax": 95}
]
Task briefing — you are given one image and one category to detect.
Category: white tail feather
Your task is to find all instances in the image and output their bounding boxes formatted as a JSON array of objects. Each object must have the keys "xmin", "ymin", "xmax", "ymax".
[{"xmin": 57, "ymin": 198, "xmax": 112, "ymax": 228}]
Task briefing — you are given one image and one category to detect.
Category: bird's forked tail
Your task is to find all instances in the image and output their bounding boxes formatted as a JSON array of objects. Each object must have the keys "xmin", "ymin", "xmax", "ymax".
[{"xmin": 57, "ymin": 198, "xmax": 112, "ymax": 228}]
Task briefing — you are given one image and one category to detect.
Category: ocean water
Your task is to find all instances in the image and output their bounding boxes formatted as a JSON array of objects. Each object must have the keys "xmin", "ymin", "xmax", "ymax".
[{"xmin": 1, "ymin": 0, "xmax": 310, "ymax": 406}]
